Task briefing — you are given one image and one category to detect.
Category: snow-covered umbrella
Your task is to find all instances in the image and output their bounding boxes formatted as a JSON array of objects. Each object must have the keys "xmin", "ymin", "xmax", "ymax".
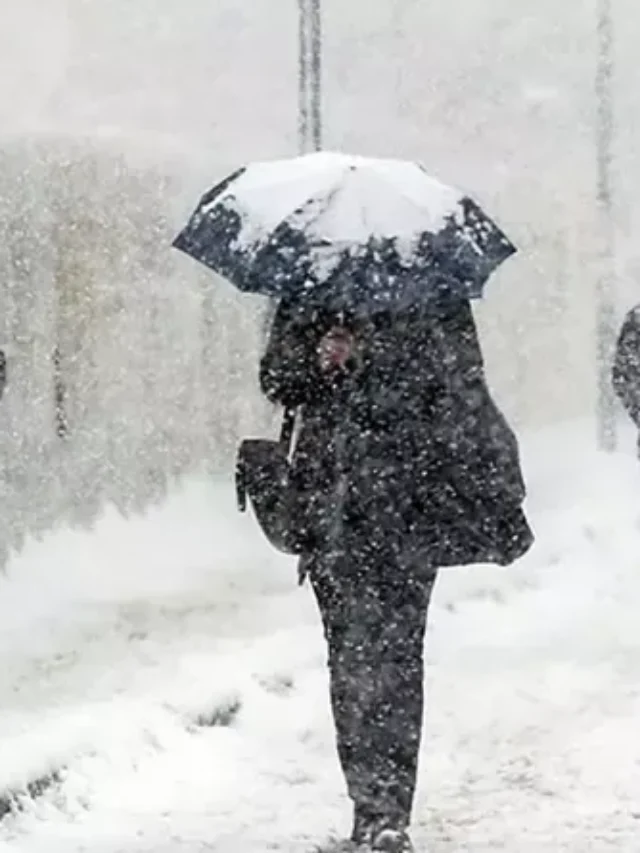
[{"xmin": 173, "ymin": 151, "xmax": 516, "ymax": 313}]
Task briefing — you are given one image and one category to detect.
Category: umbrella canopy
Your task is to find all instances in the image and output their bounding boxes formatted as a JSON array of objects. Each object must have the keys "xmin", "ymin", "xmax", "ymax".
[{"xmin": 173, "ymin": 151, "xmax": 516, "ymax": 312}]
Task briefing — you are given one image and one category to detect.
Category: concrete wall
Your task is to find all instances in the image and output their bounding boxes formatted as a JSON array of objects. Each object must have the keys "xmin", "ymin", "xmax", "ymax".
[{"xmin": 0, "ymin": 136, "xmax": 268, "ymax": 561}]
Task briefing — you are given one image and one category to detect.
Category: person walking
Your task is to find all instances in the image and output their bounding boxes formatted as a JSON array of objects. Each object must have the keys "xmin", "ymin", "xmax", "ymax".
[
  {"xmin": 259, "ymin": 294, "xmax": 533, "ymax": 852},
  {"xmin": 612, "ymin": 304, "xmax": 640, "ymax": 453}
]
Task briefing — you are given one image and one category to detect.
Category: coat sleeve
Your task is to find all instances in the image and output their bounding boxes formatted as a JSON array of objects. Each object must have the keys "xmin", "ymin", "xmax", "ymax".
[
  {"xmin": 612, "ymin": 307, "xmax": 640, "ymax": 426},
  {"xmin": 259, "ymin": 298, "xmax": 332, "ymax": 408}
]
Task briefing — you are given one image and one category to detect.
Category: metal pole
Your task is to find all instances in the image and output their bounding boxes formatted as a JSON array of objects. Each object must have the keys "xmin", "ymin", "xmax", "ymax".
[
  {"xmin": 298, "ymin": 0, "xmax": 322, "ymax": 153},
  {"xmin": 262, "ymin": 2, "xmax": 324, "ymax": 364},
  {"xmin": 595, "ymin": 0, "xmax": 616, "ymax": 451},
  {"xmin": 298, "ymin": 0, "xmax": 310, "ymax": 153},
  {"xmin": 310, "ymin": 0, "xmax": 322, "ymax": 151}
]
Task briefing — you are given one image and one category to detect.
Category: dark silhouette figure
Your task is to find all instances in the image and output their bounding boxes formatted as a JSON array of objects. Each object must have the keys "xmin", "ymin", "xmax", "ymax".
[
  {"xmin": 613, "ymin": 305, "xmax": 640, "ymax": 453},
  {"xmin": 259, "ymin": 296, "xmax": 533, "ymax": 851}
]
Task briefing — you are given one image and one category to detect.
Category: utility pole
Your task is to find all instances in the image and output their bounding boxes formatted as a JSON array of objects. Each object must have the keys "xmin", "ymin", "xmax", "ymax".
[
  {"xmin": 261, "ymin": 1, "xmax": 323, "ymax": 362},
  {"xmin": 298, "ymin": 0, "xmax": 323, "ymax": 153},
  {"xmin": 595, "ymin": 0, "xmax": 617, "ymax": 451}
]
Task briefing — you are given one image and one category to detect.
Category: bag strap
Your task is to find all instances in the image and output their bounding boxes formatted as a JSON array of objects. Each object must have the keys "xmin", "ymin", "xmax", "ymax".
[{"xmin": 279, "ymin": 407, "xmax": 297, "ymax": 451}]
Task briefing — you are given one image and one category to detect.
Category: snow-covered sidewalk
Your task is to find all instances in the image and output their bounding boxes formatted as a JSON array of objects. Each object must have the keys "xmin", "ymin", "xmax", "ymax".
[{"xmin": 1, "ymin": 424, "xmax": 640, "ymax": 852}]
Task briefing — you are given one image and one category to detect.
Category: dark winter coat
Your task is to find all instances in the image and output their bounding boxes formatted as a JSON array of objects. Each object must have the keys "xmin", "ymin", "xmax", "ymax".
[
  {"xmin": 613, "ymin": 305, "xmax": 640, "ymax": 431},
  {"xmin": 259, "ymin": 296, "xmax": 533, "ymax": 568}
]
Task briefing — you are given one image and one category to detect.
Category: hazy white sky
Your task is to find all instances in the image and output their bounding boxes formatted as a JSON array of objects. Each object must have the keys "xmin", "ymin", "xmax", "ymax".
[
  {"xmin": 3, "ymin": 0, "xmax": 640, "ymax": 289},
  {"xmin": 0, "ymin": 0, "xmax": 608, "ymax": 178}
]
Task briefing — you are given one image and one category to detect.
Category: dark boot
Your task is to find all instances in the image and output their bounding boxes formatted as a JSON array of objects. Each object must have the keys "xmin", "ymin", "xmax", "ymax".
[
  {"xmin": 351, "ymin": 808, "xmax": 413, "ymax": 852},
  {"xmin": 371, "ymin": 827, "xmax": 414, "ymax": 853}
]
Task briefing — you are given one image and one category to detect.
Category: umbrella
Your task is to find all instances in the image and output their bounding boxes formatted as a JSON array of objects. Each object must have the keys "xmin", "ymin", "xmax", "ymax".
[{"xmin": 173, "ymin": 151, "xmax": 516, "ymax": 313}]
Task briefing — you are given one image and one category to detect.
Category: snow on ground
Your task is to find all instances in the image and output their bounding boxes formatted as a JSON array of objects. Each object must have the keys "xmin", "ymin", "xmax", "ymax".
[{"xmin": 1, "ymin": 420, "xmax": 640, "ymax": 852}]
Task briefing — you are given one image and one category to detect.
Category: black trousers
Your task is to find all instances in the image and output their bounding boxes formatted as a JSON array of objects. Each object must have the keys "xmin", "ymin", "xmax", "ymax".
[{"xmin": 304, "ymin": 547, "xmax": 438, "ymax": 827}]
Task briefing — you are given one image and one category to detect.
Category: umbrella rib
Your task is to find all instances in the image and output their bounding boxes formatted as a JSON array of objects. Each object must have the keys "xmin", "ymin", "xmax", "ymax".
[
  {"xmin": 281, "ymin": 171, "xmax": 348, "ymax": 242},
  {"xmin": 232, "ymin": 165, "xmax": 351, "ymax": 247}
]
